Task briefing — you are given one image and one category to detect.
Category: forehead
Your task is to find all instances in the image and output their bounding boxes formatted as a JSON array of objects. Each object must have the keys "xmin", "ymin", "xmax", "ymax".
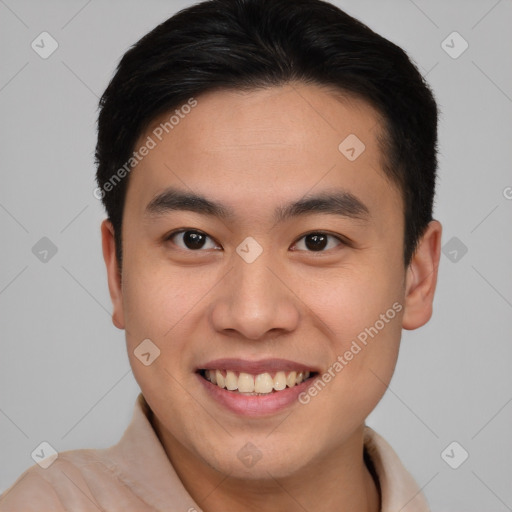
[{"xmin": 125, "ymin": 83, "xmax": 401, "ymax": 224}]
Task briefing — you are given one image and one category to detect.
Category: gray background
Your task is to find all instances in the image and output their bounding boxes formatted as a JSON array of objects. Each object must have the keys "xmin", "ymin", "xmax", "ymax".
[{"xmin": 1, "ymin": 0, "xmax": 511, "ymax": 509}]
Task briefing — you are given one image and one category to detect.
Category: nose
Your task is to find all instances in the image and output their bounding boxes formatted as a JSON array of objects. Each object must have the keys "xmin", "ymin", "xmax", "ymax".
[{"xmin": 209, "ymin": 250, "xmax": 301, "ymax": 341}]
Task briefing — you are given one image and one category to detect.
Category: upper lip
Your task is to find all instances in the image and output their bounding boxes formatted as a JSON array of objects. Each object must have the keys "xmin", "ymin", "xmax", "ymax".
[{"xmin": 197, "ymin": 358, "xmax": 319, "ymax": 374}]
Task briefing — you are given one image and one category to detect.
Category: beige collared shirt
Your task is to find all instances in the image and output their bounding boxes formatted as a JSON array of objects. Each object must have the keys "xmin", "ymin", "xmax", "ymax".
[{"xmin": 0, "ymin": 393, "xmax": 430, "ymax": 511}]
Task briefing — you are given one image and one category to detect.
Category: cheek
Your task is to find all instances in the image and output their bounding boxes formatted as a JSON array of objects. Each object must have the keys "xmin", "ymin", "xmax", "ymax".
[
  {"xmin": 121, "ymin": 256, "xmax": 199, "ymax": 339},
  {"xmin": 304, "ymin": 264, "xmax": 404, "ymax": 395},
  {"xmin": 120, "ymin": 265, "xmax": 196, "ymax": 404},
  {"xmin": 120, "ymin": 256, "xmax": 218, "ymax": 389},
  {"xmin": 305, "ymin": 261, "xmax": 403, "ymax": 334}
]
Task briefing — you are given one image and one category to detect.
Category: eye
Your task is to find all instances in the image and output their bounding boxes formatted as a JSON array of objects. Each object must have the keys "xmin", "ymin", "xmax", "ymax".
[
  {"xmin": 291, "ymin": 232, "xmax": 344, "ymax": 252},
  {"xmin": 167, "ymin": 229, "xmax": 220, "ymax": 251}
]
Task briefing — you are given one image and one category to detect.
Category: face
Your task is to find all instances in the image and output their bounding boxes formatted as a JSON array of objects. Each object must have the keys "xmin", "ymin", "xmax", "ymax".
[{"xmin": 102, "ymin": 83, "xmax": 440, "ymax": 480}]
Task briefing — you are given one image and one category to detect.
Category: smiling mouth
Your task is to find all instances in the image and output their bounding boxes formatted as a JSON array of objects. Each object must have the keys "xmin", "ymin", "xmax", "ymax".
[{"xmin": 198, "ymin": 369, "xmax": 317, "ymax": 395}]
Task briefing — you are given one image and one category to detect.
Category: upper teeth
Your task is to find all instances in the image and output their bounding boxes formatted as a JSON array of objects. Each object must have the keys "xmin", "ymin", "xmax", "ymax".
[{"xmin": 204, "ymin": 370, "xmax": 311, "ymax": 394}]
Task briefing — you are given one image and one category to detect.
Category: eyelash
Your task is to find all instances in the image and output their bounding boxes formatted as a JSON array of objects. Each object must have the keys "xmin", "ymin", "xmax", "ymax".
[{"xmin": 165, "ymin": 229, "xmax": 348, "ymax": 253}]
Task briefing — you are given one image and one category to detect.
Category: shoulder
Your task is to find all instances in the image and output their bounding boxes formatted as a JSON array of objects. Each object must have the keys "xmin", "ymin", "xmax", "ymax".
[
  {"xmin": 0, "ymin": 466, "xmax": 64, "ymax": 511},
  {"xmin": 0, "ymin": 447, "xmax": 119, "ymax": 511}
]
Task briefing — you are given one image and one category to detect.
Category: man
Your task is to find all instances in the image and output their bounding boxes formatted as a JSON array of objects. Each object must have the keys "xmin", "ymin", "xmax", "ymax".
[{"xmin": 0, "ymin": 0, "xmax": 441, "ymax": 510}]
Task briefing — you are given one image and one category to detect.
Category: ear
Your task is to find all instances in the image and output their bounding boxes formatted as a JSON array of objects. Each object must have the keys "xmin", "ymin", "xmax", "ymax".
[
  {"xmin": 402, "ymin": 220, "xmax": 442, "ymax": 330},
  {"xmin": 101, "ymin": 219, "xmax": 125, "ymax": 330}
]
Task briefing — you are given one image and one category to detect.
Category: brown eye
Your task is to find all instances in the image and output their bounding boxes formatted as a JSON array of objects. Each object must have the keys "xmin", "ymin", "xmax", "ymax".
[
  {"xmin": 168, "ymin": 230, "xmax": 219, "ymax": 251},
  {"xmin": 292, "ymin": 232, "xmax": 343, "ymax": 252}
]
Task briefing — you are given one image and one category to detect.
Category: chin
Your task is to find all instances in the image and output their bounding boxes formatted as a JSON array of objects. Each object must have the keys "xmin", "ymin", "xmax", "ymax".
[{"xmin": 203, "ymin": 438, "xmax": 312, "ymax": 481}]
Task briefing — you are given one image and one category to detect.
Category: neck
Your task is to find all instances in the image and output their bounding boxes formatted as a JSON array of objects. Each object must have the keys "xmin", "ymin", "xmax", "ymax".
[{"xmin": 152, "ymin": 418, "xmax": 381, "ymax": 512}]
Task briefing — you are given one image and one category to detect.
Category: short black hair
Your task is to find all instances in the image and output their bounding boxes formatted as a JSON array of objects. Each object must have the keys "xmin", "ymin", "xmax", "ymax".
[{"xmin": 95, "ymin": 0, "xmax": 438, "ymax": 268}]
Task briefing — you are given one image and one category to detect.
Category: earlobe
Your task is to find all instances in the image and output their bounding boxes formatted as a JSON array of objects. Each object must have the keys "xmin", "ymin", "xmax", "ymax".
[
  {"xmin": 101, "ymin": 219, "xmax": 125, "ymax": 330},
  {"xmin": 402, "ymin": 220, "xmax": 442, "ymax": 330}
]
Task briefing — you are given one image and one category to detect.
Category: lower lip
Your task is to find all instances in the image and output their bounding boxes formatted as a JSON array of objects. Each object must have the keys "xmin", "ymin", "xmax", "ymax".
[{"xmin": 196, "ymin": 372, "xmax": 314, "ymax": 417}]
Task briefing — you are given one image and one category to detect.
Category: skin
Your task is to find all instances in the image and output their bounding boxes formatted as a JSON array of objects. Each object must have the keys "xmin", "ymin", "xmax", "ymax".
[{"xmin": 102, "ymin": 83, "xmax": 442, "ymax": 512}]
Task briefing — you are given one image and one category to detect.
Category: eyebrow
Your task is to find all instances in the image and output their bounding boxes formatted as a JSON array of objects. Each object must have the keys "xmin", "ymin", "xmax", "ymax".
[{"xmin": 145, "ymin": 186, "xmax": 370, "ymax": 223}]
